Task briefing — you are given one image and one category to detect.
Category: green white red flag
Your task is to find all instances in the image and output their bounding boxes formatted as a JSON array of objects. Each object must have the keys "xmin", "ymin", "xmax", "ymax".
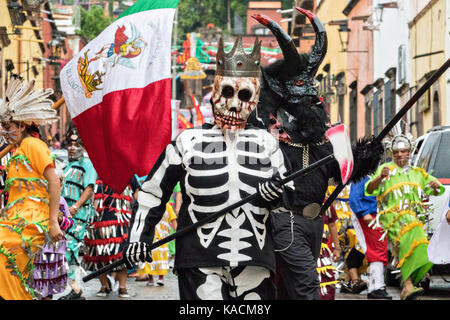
[{"xmin": 60, "ymin": 0, "xmax": 180, "ymax": 193}]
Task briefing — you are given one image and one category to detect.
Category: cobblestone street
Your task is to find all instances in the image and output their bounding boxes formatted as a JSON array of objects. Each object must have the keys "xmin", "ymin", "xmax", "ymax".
[
  {"xmin": 53, "ymin": 270, "xmax": 450, "ymax": 301},
  {"xmin": 54, "ymin": 271, "xmax": 180, "ymax": 300}
]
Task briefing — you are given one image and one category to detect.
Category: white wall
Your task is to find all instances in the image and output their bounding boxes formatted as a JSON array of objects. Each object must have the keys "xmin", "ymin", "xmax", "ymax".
[
  {"xmin": 446, "ymin": 0, "xmax": 450, "ymax": 125},
  {"xmin": 372, "ymin": 0, "xmax": 417, "ymax": 120},
  {"xmin": 372, "ymin": 0, "xmax": 411, "ymax": 115}
]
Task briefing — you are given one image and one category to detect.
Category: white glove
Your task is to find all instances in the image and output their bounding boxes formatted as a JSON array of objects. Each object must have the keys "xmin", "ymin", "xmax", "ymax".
[
  {"xmin": 258, "ymin": 174, "xmax": 283, "ymax": 202},
  {"xmin": 123, "ymin": 242, "xmax": 152, "ymax": 269}
]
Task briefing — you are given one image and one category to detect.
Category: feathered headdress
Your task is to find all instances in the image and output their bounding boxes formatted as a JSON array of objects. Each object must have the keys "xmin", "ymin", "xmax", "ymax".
[
  {"xmin": 385, "ymin": 121, "xmax": 414, "ymax": 152},
  {"xmin": 0, "ymin": 77, "xmax": 58, "ymax": 125}
]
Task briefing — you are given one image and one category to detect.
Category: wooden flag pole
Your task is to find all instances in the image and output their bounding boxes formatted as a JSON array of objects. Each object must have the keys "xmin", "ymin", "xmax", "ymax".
[
  {"xmin": 52, "ymin": 96, "xmax": 65, "ymax": 110},
  {"xmin": 0, "ymin": 145, "xmax": 14, "ymax": 159}
]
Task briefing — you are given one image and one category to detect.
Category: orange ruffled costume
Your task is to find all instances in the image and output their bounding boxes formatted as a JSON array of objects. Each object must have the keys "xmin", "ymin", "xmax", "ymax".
[{"xmin": 0, "ymin": 137, "xmax": 54, "ymax": 300}]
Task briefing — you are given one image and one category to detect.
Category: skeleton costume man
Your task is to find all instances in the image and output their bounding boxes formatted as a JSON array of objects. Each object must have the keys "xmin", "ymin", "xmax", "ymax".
[
  {"xmin": 249, "ymin": 9, "xmax": 384, "ymax": 300},
  {"xmin": 124, "ymin": 36, "xmax": 292, "ymax": 300}
]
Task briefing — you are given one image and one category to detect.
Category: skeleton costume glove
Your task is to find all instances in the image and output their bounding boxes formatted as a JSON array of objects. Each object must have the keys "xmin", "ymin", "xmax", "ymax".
[
  {"xmin": 123, "ymin": 242, "xmax": 152, "ymax": 269},
  {"xmin": 258, "ymin": 173, "xmax": 284, "ymax": 202}
]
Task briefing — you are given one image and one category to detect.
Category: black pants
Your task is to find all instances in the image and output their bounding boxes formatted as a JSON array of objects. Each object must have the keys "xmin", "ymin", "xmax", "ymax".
[
  {"xmin": 177, "ymin": 266, "xmax": 275, "ymax": 300},
  {"xmin": 271, "ymin": 213, "xmax": 324, "ymax": 300}
]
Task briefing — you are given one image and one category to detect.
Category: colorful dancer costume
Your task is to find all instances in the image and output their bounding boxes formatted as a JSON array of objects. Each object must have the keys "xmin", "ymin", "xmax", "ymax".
[
  {"xmin": 317, "ymin": 205, "xmax": 339, "ymax": 300},
  {"xmin": 365, "ymin": 133, "xmax": 444, "ymax": 299},
  {"xmin": 60, "ymin": 127, "xmax": 97, "ymax": 300},
  {"xmin": 0, "ymin": 77, "xmax": 60, "ymax": 300},
  {"xmin": 124, "ymin": 35, "xmax": 291, "ymax": 300},
  {"xmin": 249, "ymin": 9, "xmax": 384, "ymax": 300},
  {"xmin": 32, "ymin": 195, "xmax": 73, "ymax": 298},
  {"xmin": 168, "ymin": 182, "xmax": 181, "ymax": 262},
  {"xmin": 83, "ymin": 179, "xmax": 133, "ymax": 272},
  {"xmin": 330, "ymin": 185, "xmax": 367, "ymax": 294},
  {"xmin": 137, "ymin": 203, "xmax": 177, "ymax": 282}
]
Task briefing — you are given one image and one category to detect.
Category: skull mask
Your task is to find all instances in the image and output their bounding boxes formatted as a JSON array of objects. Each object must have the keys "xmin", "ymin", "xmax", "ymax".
[
  {"xmin": 212, "ymin": 36, "xmax": 261, "ymax": 131},
  {"xmin": 212, "ymin": 75, "xmax": 260, "ymax": 130}
]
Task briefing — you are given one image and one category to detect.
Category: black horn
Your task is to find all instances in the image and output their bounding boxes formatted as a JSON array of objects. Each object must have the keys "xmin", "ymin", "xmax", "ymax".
[
  {"xmin": 296, "ymin": 7, "xmax": 328, "ymax": 77},
  {"xmin": 251, "ymin": 14, "xmax": 301, "ymax": 68}
]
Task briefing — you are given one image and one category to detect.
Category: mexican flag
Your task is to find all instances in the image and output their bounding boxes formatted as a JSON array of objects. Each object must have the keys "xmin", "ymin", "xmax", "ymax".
[{"xmin": 60, "ymin": 0, "xmax": 180, "ymax": 193}]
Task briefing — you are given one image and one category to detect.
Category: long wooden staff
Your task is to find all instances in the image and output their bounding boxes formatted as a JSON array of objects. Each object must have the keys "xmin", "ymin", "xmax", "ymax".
[{"xmin": 82, "ymin": 153, "xmax": 337, "ymax": 283}]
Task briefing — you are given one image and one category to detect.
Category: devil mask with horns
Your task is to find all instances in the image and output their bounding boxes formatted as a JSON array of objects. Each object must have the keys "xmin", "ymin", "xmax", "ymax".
[
  {"xmin": 248, "ymin": 8, "xmax": 329, "ymax": 145},
  {"xmin": 249, "ymin": 8, "xmax": 384, "ymax": 183},
  {"xmin": 212, "ymin": 36, "xmax": 262, "ymax": 131}
]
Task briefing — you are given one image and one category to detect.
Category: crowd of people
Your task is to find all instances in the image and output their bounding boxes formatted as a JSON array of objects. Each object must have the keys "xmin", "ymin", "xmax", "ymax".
[{"xmin": 0, "ymin": 8, "xmax": 449, "ymax": 301}]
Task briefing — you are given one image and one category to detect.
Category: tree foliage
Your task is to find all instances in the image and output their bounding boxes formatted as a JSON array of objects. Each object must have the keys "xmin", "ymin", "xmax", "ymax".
[
  {"xmin": 76, "ymin": 6, "xmax": 114, "ymax": 41},
  {"xmin": 176, "ymin": 0, "xmax": 227, "ymax": 36},
  {"xmin": 73, "ymin": 0, "xmax": 295, "ymax": 42},
  {"xmin": 176, "ymin": 0, "xmax": 295, "ymax": 40}
]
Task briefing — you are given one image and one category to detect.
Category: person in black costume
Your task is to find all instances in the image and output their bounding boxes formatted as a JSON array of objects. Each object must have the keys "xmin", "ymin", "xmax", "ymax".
[{"xmin": 249, "ymin": 8, "xmax": 384, "ymax": 300}]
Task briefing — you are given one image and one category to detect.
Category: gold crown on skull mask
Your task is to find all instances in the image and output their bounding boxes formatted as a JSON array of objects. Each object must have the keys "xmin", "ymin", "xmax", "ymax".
[{"xmin": 216, "ymin": 36, "xmax": 261, "ymax": 78}]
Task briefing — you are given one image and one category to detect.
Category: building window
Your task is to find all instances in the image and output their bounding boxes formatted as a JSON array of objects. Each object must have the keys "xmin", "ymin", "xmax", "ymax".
[
  {"xmin": 373, "ymin": 91, "xmax": 379, "ymax": 136},
  {"xmin": 378, "ymin": 96, "xmax": 383, "ymax": 133},
  {"xmin": 253, "ymin": 27, "xmax": 270, "ymax": 35},
  {"xmin": 390, "ymin": 85, "xmax": 396, "ymax": 120},
  {"xmin": 349, "ymin": 81, "xmax": 357, "ymax": 142},
  {"xmin": 433, "ymin": 90, "xmax": 440, "ymax": 127},
  {"xmin": 398, "ymin": 45, "xmax": 407, "ymax": 84},
  {"xmin": 333, "ymin": 72, "xmax": 346, "ymax": 123},
  {"xmin": 365, "ymin": 99, "xmax": 372, "ymax": 136},
  {"xmin": 384, "ymin": 78, "xmax": 397, "ymax": 125},
  {"xmin": 338, "ymin": 94, "xmax": 345, "ymax": 123},
  {"xmin": 384, "ymin": 68, "xmax": 397, "ymax": 125}
]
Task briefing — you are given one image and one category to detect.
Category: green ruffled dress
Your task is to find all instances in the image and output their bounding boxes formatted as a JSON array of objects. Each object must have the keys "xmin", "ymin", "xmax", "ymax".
[{"xmin": 365, "ymin": 162, "xmax": 444, "ymax": 284}]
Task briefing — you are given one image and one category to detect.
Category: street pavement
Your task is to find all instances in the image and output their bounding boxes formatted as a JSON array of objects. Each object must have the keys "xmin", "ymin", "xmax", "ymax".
[
  {"xmin": 54, "ymin": 270, "xmax": 180, "ymax": 300},
  {"xmin": 53, "ymin": 269, "xmax": 450, "ymax": 300},
  {"xmin": 336, "ymin": 275, "xmax": 450, "ymax": 300}
]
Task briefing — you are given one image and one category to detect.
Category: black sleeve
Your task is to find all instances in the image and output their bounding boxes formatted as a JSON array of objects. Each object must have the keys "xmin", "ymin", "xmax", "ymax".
[{"xmin": 128, "ymin": 141, "xmax": 183, "ymax": 244}]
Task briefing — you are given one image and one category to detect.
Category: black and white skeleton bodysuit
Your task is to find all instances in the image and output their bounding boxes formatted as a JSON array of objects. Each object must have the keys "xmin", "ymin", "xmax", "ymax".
[
  {"xmin": 129, "ymin": 123, "xmax": 290, "ymax": 298},
  {"xmin": 130, "ymin": 123, "xmax": 289, "ymax": 270}
]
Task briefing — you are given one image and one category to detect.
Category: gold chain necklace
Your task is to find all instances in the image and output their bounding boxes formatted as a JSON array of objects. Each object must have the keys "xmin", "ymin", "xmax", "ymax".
[
  {"xmin": 301, "ymin": 144, "xmax": 309, "ymax": 168},
  {"xmin": 282, "ymin": 140, "xmax": 327, "ymax": 168}
]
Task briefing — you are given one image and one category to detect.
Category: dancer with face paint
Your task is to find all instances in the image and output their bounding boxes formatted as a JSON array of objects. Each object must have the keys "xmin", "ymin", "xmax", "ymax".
[
  {"xmin": 366, "ymin": 133, "xmax": 444, "ymax": 300},
  {"xmin": 123, "ymin": 36, "xmax": 293, "ymax": 300},
  {"xmin": 0, "ymin": 77, "xmax": 62, "ymax": 300},
  {"xmin": 58, "ymin": 127, "xmax": 97, "ymax": 300},
  {"xmin": 249, "ymin": 9, "xmax": 384, "ymax": 300}
]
